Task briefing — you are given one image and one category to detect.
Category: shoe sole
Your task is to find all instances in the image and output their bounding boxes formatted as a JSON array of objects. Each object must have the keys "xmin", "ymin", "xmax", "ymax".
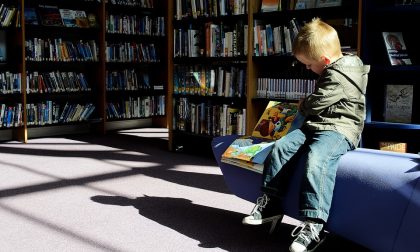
[{"xmin": 242, "ymin": 215, "xmax": 283, "ymax": 225}]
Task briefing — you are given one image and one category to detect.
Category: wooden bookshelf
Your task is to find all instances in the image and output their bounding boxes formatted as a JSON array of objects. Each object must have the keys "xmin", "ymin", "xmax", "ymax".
[{"xmin": 0, "ymin": 0, "xmax": 167, "ymax": 142}]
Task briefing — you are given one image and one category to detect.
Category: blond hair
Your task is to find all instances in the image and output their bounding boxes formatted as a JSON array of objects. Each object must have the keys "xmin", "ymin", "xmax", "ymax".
[{"xmin": 292, "ymin": 18, "xmax": 341, "ymax": 61}]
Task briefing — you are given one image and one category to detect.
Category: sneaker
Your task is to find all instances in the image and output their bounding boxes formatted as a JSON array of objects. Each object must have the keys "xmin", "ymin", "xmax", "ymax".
[
  {"xmin": 289, "ymin": 220, "xmax": 326, "ymax": 252},
  {"xmin": 242, "ymin": 194, "xmax": 283, "ymax": 226}
]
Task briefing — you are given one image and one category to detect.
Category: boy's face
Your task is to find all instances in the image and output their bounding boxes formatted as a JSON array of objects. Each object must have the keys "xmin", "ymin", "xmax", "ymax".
[{"xmin": 295, "ymin": 53, "xmax": 326, "ymax": 75}]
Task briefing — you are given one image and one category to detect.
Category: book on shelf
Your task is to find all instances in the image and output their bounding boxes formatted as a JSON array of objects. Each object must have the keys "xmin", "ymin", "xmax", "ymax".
[
  {"xmin": 221, "ymin": 101, "xmax": 303, "ymax": 173},
  {"xmin": 74, "ymin": 10, "xmax": 90, "ymax": 28},
  {"xmin": 59, "ymin": 9, "xmax": 77, "ymax": 27},
  {"xmin": 260, "ymin": 0, "xmax": 281, "ymax": 12},
  {"xmin": 384, "ymin": 84, "xmax": 413, "ymax": 123},
  {"xmin": 38, "ymin": 5, "xmax": 63, "ymax": 27},
  {"xmin": 294, "ymin": 0, "xmax": 317, "ymax": 9},
  {"xmin": 379, "ymin": 141, "xmax": 407, "ymax": 153},
  {"xmin": 382, "ymin": 32, "xmax": 412, "ymax": 66},
  {"xmin": 87, "ymin": 13, "xmax": 99, "ymax": 28},
  {"xmin": 24, "ymin": 7, "xmax": 39, "ymax": 25},
  {"xmin": 316, "ymin": 0, "xmax": 342, "ymax": 8},
  {"xmin": 0, "ymin": 31, "xmax": 6, "ymax": 62}
]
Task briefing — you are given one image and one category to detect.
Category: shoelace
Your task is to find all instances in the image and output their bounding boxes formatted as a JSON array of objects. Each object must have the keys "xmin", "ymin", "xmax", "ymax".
[
  {"xmin": 251, "ymin": 194, "xmax": 269, "ymax": 214},
  {"xmin": 291, "ymin": 222, "xmax": 321, "ymax": 244}
]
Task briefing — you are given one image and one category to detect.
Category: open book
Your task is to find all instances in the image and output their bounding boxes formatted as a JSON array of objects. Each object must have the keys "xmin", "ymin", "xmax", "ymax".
[{"xmin": 221, "ymin": 101, "xmax": 303, "ymax": 173}]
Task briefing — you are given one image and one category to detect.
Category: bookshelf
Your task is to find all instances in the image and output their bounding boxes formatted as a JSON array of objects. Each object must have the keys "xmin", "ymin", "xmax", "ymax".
[
  {"xmin": 360, "ymin": 0, "xmax": 420, "ymax": 153},
  {"xmin": 168, "ymin": 0, "xmax": 248, "ymax": 153},
  {"xmin": 166, "ymin": 0, "xmax": 361, "ymax": 153},
  {"xmin": 0, "ymin": 0, "xmax": 167, "ymax": 142},
  {"xmin": 104, "ymin": 0, "xmax": 167, "ymax": 131},
  {"xmin": 0, "ymin": 1, "xmax": 24, "ymax": 141}
]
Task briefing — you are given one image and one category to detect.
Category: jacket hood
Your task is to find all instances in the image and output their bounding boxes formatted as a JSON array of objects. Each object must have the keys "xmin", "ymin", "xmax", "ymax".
[{"xmin": 327, "ymin": 54, "xmax": 370, "ymax": 95}]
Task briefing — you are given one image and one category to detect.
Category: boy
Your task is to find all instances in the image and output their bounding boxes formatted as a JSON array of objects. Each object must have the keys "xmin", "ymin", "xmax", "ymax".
[{"xmin": 242, "ymin": 18, "xmax": 370, "ymax": 252}]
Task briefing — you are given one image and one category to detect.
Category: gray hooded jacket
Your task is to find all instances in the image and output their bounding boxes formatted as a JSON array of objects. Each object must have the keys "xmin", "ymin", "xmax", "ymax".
[{"xmin": 299, "ymin": 54, "xmax": 370, "ymax": 147}]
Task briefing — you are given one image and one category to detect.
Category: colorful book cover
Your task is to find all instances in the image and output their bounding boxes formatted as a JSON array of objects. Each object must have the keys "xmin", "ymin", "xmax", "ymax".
[
  {"xmin": 59, "ymin": 9, "xmax": 77, "ymax": 27},
  {"xmin": 252, "ymin": 101, "xmax": 301, "ymax": 140},
  {"xmin": 222, "ymin": 138, "xmax": 275, "ymax": 163},
  {"xmin": 74, "ymin": 10, "xmax": 90, "ymax": 28},
  {"xmin": 382, "ymin": 32, "xmax": 412, "ymax": 66}
]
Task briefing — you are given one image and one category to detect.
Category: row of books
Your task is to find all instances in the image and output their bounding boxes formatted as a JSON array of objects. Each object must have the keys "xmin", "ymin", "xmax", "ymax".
[
  {"xmin": 253, "ymin": 18, "xmax": 301, "ymax": 56},
  {"xmin": 0, "ymin": 103, "xmax": 23, "ymax": 128},
  {"xmin": 0, "ymin": 4, "xmax": 18, "ymax": 27},
  {"xmin": 27, "ymin": 71, "xmax": 91, "ymax": 94},
  {"xmin": 105, "ymin": 42, "xmax": 159, "ymax": 63},
  {"xmin": 25, "ymin": 5, "xmax": 98, "ymax": 28},
  {"xmin": 108, "ymin": 0, "xmax": 154, "ymax": 7},
  {"xmin": 25, "ymin": 38, "xmax": 99, "ymax": 62},
  {"xmin": 106, "ymin": 15, "xmax": 165, "ymax": 36},
  {"xmin": 26, "ymin": 102, "xmax": 95, "ymax": 125},
  {"xmin": 106, "ymin": 95, "xmax": 165, "ymax": 119},
  {"xmin": 0, "ymin": 72, "xmax": 21, "ymax": 94},
  {"xmin": 256, "ymin": 77, "xmax": 316, "ymax": 100},
  {"xmin": 175, "ymin": 0, "xmax": 247, "ymax": 20},
  {"xmin": 174, "ymin": 97, "xmax": 246, "ymax": 136},
  {"xmin": 106, "ymin": 69, "xmax": 151, "ymax": 91},
  {"xmin": 174, "ymin": 21, "xmax": 248, "ymax": 58},
  {"xmin": 174, "ymin": 65, "xmax": 246, "ymax": 98}
]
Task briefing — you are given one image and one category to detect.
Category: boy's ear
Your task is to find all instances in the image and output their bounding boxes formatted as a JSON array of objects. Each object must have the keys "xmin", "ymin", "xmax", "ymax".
[{"xmin": 321, "ymin": 56, "xmax": 331, "ymax": 65}]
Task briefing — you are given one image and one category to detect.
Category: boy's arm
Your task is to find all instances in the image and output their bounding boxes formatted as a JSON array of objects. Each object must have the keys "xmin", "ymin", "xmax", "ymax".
[{"xmin": 299, "ymin": 77, "xmax": 344, "ymax": 116}]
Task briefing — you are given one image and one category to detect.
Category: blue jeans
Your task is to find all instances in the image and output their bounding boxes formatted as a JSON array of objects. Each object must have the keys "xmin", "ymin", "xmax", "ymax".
[{"xmin": 262, "ymin": 129, "xmax": 353, "ymax": 223}]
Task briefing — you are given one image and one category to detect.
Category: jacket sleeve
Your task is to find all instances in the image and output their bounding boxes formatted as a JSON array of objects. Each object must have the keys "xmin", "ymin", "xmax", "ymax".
[{"xmin": 299, "ymin": 75, "xmax": 344, "ymax": 116}]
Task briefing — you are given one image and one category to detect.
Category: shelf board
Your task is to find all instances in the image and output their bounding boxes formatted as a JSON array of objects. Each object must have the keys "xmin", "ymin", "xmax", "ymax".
[
  {"xmin": 173, "ymin": 56, "xmax": 247, "ymax": 65},
  {"xmin": 365, "ymin": 121, "xmax": 420, "ymax": 130},
  {"xmin": 254, "ymin": 6, "xmax": 358, "ymax": 20}
]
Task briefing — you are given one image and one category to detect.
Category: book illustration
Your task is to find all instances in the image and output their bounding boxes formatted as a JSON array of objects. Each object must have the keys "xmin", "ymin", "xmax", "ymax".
[
  {"xmin": 221, "ymin": 137, "xmax": 275, "ymax": 173},
  {"xmin": 382, "ymin": 32, "xmax": 412, "ymax": 66},
  {"xmin": 222, "ymin": 138, "xmax": 275, "ymax": 162},
  {"xmin": 252, "ymin": 101, "xmax": 301, "ymax": 140},
  {"xmin": 59, "ymin": 9, "xmax": 77, "ymax": 27},
  {"xmin": 74, "ymin": 10, "xmax": 90, "ymax": 28},
  {"xmin": 379, "ymin": 141, "xmax": 407, "ymax": 153},
  {"xmin": 24, "ymin": 7, "xmax": 39, "ymax": 25},
  {"xmin": 38, "ymin": 5, "xmax": 63, "ymax": 27},
  {"xmin": 384, "ymin": 84, "xmax": 413, "ymax": 123},
  {"xmin": 260, "ymin": 0, "xmax": 280, "ymax": 12}
]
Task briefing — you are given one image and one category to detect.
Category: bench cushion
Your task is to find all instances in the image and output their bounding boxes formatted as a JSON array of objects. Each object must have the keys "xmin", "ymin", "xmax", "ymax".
[{"xmin": 212, "ymin": 135, "xmax": 420, "ymax": 252}]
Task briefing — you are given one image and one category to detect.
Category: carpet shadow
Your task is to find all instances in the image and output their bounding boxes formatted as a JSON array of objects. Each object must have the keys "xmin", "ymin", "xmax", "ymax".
[
  {"xmin": 91, "ymin": 195, "xmax": 291, "ymax": 251},
  {"xmin": 91, "ymin": 195, "xmax": 372, "ymax": 252}
]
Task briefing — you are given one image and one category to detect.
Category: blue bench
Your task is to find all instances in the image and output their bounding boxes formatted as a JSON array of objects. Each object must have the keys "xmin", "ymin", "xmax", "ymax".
[{"xmin": 212, "ymin": 135, "xmax": 420, "ymax": 252}]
